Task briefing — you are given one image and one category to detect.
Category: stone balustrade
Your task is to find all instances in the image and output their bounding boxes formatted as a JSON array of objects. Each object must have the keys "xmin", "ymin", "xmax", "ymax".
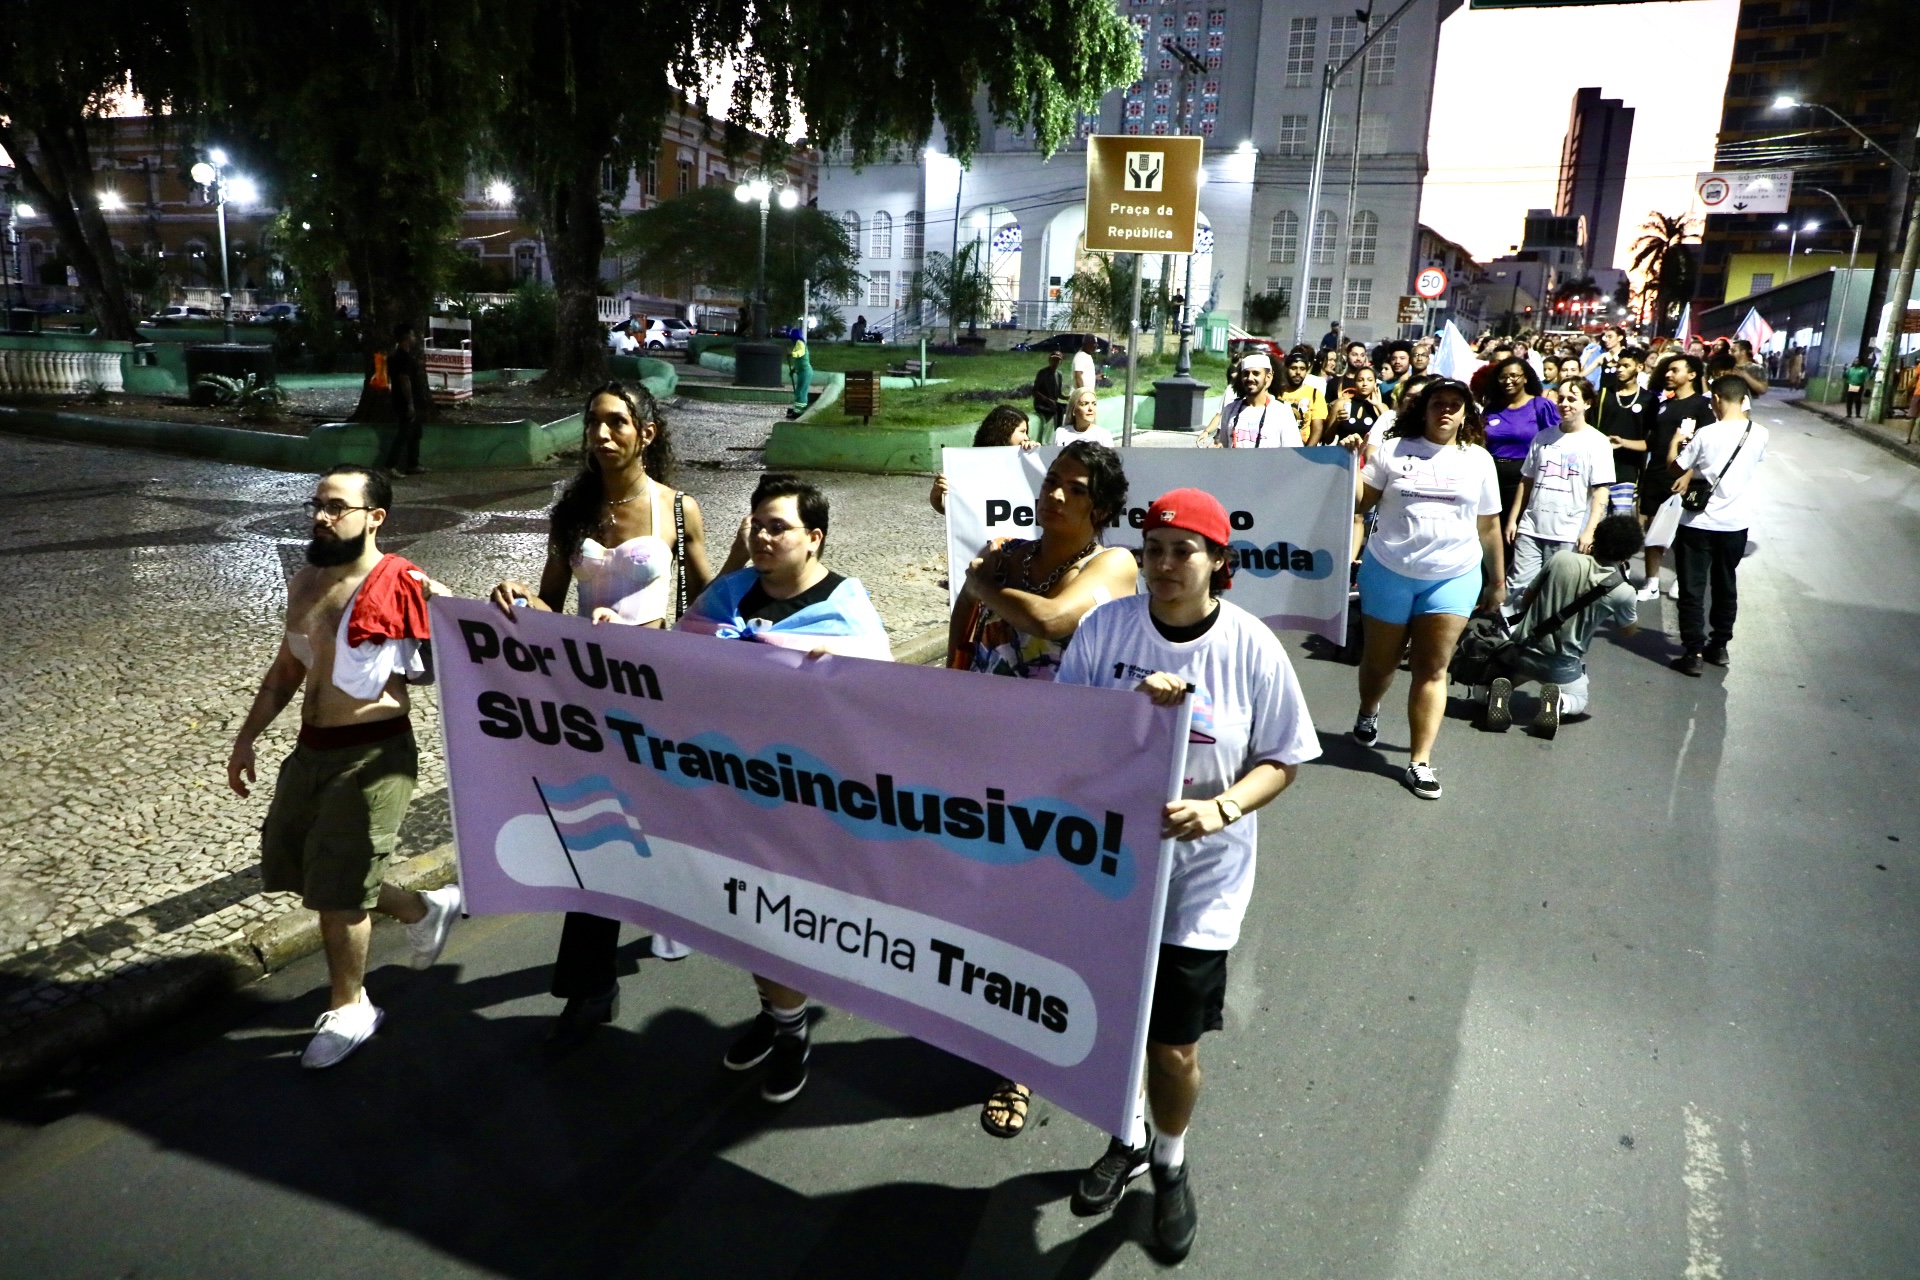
[{"xmin": 0, "ymin": 337, "xmax": 132, "ymax": 396}]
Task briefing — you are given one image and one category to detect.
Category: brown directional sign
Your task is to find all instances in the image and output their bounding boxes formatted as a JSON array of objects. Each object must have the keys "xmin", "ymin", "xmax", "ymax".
[{"xmin": 1084, "ymin": 137, "xmax": 1203, "ymax": 255}]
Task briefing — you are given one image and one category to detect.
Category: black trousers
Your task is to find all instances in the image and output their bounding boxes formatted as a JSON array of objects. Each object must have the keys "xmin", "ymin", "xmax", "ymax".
[
  {"xmin": 1673, "ymin": 524, "xmax": 1747, "ymax": 653},
  {"xmin": 1493, "ymin": 456, "xmax": 1525, "ymax": 526},
  {"xmin": 1844, "ymin": 388, "xmax": 1863, "ymax": 417},
  {"xmin": 385, "ymin": 415, "xmax": 422, "ymax": 471},
  {"xmin": 550, "ymin": 911, "xmax": 621, "ymax": 998}
]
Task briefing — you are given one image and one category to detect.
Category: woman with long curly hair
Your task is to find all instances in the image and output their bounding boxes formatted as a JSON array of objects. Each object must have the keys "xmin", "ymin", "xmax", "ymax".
[{"xmin": 488, "ymin": 381, "xmax": 717, "ymax": 1046}]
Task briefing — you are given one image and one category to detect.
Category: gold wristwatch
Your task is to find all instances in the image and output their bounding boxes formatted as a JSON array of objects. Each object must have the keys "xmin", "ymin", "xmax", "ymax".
[{"xmin": 1215, "ymin": 797, "xmax": 1243, "ymax": 826}]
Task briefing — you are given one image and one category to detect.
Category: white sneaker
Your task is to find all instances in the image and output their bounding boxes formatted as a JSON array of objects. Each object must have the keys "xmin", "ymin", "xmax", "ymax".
[
  {"xmin": 406, "ymin": 884, "xmax": 463, "ymax": 970},
  {"xmin": 302, "ymin": 998, "xmax": 384, "ymax": 1069},
  {"xmin": 1635, "ymin": 580, "xmax": 1662, "ymax": 601},
  {"xmin": 1665, "ymin": 580, "xmax": 1680, "ymax": 599},
  {"xmin": 651, "ymin": 935, "xmax": 691, "ymax": 962}
]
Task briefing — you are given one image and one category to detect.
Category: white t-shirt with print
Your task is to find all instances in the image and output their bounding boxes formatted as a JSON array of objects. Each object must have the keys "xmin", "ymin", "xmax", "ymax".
[
  {"xmin": 1518, "ymin": 425, "xmax": 1616, "ymax": 542},
  {"xmin": 1057, "ymin": 596, "xmax": 1322, "ymax": 951},
  {"xmin": 1677, "ymin": 417, "xmax": 1769, "ymax": 532},
  {"xmin": 1055, "ymin": 422, "xmax": 1115, "ymax": 448},
  {"xmin": 1362, "ymin": 435, "xmax": 1502, "ymax": 580},
  {"xmin": 1215, "ymin": 396, "xmax": 1304, "ymax": 449}
]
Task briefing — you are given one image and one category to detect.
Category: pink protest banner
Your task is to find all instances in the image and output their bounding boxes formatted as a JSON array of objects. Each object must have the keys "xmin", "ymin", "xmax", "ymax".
[{"xmin": 431, "ymin": 597, "xmax": 1188, "ymax": 1134}]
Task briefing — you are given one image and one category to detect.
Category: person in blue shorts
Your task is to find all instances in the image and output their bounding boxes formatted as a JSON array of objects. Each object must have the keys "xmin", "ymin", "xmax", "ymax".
[{"xmin": 1350, "ymin": 378, "xmax": 1505, "ymax": 799}]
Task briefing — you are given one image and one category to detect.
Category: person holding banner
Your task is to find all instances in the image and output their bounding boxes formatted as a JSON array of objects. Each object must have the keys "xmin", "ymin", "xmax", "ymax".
[
  {"xmin": 949, "ymin": 440, "xmax": 1136, "ymax": 1137},
  {"xmin": 1352, "ymin": 379, "xmax": 1505, "ymax": 801},
  {"xmin": 1055, "ymin": 487, "xmax": 1320, "ymax": 1262},
  {"xmin": 680, "ymin": 473, "xmax": 893, "ymax": 1102},
  {"xmin": 487, "ymin": 382, "xmax": 717, "ymax": 1047},
  {"xmin": 928, "ymin": 406, "xmax": 1034, "ymax": 514}
]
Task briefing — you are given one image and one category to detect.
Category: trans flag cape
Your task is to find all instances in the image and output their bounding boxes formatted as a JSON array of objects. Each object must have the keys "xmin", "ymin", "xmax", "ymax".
[{"xmin": 677, "ymin": 567, "xmax": 893, "ymax": 661}]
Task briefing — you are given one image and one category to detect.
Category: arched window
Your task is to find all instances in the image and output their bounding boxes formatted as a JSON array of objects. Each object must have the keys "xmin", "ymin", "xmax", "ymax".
[
  {"xmin": 1268, "ymin": 211, "xmax": 1299, "ymax": 264},
  {"xmin": 869, "ymin": 210, "xmax": 893, "ymax": 259},
  {"xmin": 903, "ymin": 210, "xmax": 924, "ymax": 259},
  {"xmin": 842, "ymin": 212, "xmax": 861, "ymax": 254},
  {"xmin": 1348, "ymin": 210, "xmax": 1379, "ymax": 265},
  {"xmin": 1310, "ymin": 210, "xmax": 1338, "ymax": 266}
]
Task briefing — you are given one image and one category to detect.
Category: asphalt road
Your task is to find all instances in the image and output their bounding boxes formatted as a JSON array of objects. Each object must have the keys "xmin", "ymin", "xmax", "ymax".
[{"xmin": 2, "ymin": 395, "xmax": 1916, "ymax": 1278}]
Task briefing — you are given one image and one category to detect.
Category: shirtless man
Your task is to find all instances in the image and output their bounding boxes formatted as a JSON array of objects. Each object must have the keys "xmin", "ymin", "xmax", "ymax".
[{"xmin": 227, "ymin": 464, "xmax": 462, "ymax": 1068}]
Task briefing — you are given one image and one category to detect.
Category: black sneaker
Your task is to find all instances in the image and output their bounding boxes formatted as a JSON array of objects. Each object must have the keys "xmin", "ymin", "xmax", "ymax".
[
  {"xmin": 723, "ymin": 1012, "xmax": 779, "ymax": 1071},
  {"xmin": 1351, "ymin": 710, "xmax": 1380, "ymax": 746},
  {"xmin": 1150, "ymin": 1160, "xmax": 1198, "ymax": 1262},
  {"xmin": 1404, "ymin": 762, "xmax": 1442, "ymax": 800},
  {"xmin": 546, "ymin": 987, "xmax": 619, "ymax": 1048},
  {"xmin": 1070, "ymin": 1135, "xmax": 1150, "ymax": 1216},
  {"xmin": 1703, "ymin": 643, "xmax": 1730, "ymax": 667},
  {"xmin": 1484, "ymin": 678, "xmax": 1513, "ymax": 733},
  {"xmin": 760, "ymin": 1031, "xmax": 810, "ymax": 1103},
  {"xmin": 1670, "ymin": 652, "xmax": 1704, "ymax": 677},
  {"xmin": 1532, "ymin": 684, "xmax": 1559, "ymax": 740}
]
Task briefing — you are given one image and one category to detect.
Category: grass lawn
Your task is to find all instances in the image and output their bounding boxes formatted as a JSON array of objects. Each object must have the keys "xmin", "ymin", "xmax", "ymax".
[{"xmin": 803, "ymin": 342, "xmax": 1230, "ymax": 429}]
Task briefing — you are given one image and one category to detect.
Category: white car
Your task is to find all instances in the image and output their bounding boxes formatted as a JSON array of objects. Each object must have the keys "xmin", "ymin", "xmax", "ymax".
[{"xmin": 642, "ymin": 316, "xmax": 693, "ymax": 351}]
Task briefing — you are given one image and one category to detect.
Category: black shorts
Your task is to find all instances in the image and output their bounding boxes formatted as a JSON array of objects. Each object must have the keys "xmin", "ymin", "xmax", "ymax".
[{"xmin": 1148, "ymin": 943, "xmax": 1227, "ymax": 1046}]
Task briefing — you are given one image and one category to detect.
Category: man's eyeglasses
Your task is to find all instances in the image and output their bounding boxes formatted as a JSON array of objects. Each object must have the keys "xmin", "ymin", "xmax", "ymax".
[{"xmin": 306, "ymin": 500, "xmax": 376, "ymax": 521}]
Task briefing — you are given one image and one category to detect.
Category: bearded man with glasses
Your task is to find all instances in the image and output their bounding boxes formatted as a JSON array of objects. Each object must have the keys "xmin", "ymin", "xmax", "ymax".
[{"xmin": 225, "ymin": 464, "xmax": 463, "ymax": 1069}]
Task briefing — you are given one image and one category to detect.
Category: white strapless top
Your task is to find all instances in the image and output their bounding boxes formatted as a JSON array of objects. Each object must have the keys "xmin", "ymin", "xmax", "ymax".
[{"xmin": 572, "ymin": 485, "xmax": 674, "ymax": 624}]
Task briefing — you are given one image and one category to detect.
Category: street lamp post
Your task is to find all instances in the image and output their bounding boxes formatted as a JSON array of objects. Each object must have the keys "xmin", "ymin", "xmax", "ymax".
[
  {"xmin": 1773, "ymin": 95, "xmax": 1920, "ymax": 422},
  {"xmin": 1807, "ymin": 187, "xmax": 1863, "ymax": 404},
  {"xmin": 732, "ymin": 177, "xmax": 798, "ymax": 388},
  {"xmin": 190, "ymin": 151, "xmax": 235, "ymax": 343}
]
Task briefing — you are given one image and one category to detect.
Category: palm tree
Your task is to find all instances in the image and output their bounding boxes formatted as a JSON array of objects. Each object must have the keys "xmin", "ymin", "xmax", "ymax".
[
  {"xmin": 1064, "ymin": 252, "xmax": 1139, "ymax": 345},
  {"xmin": 1630, "ymin": 212, "xmax": 1699, "ymax": 336},
  {"xmin": 908, "ymin": 241, "xmax": 995, "ymax": 342}
]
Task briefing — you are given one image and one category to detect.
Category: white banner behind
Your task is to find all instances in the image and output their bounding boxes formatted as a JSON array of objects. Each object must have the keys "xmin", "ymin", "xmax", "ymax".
[{"xmin": 945, "ymin": 446, "xmax": 1356, "ymax": 642}]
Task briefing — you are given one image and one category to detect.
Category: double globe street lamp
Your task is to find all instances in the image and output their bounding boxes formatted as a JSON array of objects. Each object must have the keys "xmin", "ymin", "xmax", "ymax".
[
  {"xmin": 732, "ymin": 177, "xmax": 799, "ymax": 388},
  {"xmin": 188, "ymin": 149, "xmax": 259, "ymax": 343}
]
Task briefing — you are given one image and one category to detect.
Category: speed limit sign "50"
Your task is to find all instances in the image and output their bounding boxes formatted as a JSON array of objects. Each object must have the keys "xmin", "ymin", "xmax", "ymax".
[{"xmin": 1414, "ymin": 267, "xmax": 1448, "ymax": 300}]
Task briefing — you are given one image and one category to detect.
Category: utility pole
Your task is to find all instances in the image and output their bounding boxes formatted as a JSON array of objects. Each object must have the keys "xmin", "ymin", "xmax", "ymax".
[
  {"xmin": 1295, "ymin": 0, "xmax": 1422, "ymax": 346},
  {"xmin": 1335, "ymin": 2, "xmax": 1377, "ymax": 339},
  {"xmin": 1808, "ymin": 187, "xmax": 1860, "ymax": 406}
]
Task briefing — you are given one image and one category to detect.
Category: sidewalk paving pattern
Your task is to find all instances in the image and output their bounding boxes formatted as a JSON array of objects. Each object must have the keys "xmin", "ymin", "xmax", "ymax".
[{"xmin": 0, "ymin": 399, "xmax": 948, "ymax": 1069}]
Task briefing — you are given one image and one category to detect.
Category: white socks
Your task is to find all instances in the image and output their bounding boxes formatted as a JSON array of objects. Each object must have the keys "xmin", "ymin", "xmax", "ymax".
[
  {"xmin": 1152, "ymin": 1129, "xmax": 1187, "ymax": 1170},
  {"xmin": 767, "ymin": 999, "xmax": 808, "ymax": 1037}
]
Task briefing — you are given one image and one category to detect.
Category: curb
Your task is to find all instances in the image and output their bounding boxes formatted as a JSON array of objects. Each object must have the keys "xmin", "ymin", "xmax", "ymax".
[
  {"xmin": 893, "ymin": 624, "xmax": 949, "ymax": 667},
  {"xmin": 1788, "ymin": 395, "xmax": 1920, "ymax": 467},
  {"xmin": 0, "ymin": 845, "xmax": 456, "ymax": 1092}
]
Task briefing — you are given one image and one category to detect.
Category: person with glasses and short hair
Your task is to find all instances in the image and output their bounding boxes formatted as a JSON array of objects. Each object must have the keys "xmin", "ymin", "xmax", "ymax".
[{"xmin": 225, "ymin": 464, "xmax": 462, "ymax": 1069}]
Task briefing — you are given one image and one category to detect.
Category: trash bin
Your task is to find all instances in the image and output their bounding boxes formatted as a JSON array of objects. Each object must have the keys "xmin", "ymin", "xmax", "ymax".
[{"xmin": 185, "ymin": 343, "xmax": 277, "ymax": 405}]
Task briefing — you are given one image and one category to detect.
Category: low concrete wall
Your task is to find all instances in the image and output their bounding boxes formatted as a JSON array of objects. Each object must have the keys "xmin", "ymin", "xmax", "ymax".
[{"xmin": 0, "ymin": 404, "xmax": 581, "ymax": 471}]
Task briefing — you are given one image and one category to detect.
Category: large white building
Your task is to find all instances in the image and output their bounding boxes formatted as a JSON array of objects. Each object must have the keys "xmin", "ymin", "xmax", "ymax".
[{"xmin": 818, "ymin": 0, "xmax": 1459, "ymax": 344}]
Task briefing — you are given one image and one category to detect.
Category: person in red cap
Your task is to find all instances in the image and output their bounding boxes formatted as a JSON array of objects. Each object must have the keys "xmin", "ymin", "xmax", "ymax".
[{"xmin": 1055, "ymin": 486, "xmax": 1321, "ymax": 1263}]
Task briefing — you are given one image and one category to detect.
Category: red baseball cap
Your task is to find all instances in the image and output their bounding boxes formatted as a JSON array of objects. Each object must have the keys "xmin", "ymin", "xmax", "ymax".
[{"xmin": 1144, "ymin": 488, "xmax": 1232, "ymax": 547}]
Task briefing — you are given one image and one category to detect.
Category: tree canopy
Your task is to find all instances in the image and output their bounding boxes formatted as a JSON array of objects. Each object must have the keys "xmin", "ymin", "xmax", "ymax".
[{"xmin": 610, "ymin": 185, "xmax": 859, "ymax": 335}]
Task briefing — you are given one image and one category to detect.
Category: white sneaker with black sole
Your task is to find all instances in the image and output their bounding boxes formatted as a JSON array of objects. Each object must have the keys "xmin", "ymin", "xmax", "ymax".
[{"xmin": 1403, "ymin": 762, "xmax": 1442, "ymax": 800}]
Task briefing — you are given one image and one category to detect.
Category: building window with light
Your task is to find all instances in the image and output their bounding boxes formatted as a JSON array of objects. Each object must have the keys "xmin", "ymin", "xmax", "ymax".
[
  {"xmin": 869, "ymin": 210, "xmax": 892, "ymax": 259},
  {"xmin": 1365, "ymin": 23, "xmax": 1398, "ymax": 85},
  {"xmin": 903, "ymin": 210, "xmax": 923, "ymax": 259},
  {"xmin": 1280, "ymin": 114, "xmax": 1310, "ymax": 157},
  {"xmin": 868, "ymin": 270, "xmax": 892, "ymax": 308},
  {"xmin": 842, "ymin": 212, "xmax": 861, "ymax": 256}
]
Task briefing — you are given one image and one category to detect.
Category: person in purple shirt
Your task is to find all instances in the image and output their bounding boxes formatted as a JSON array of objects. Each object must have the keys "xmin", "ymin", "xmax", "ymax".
[{"xmin": 1480, "ymin": 357, "xmax": 1561, "ymax": 520}]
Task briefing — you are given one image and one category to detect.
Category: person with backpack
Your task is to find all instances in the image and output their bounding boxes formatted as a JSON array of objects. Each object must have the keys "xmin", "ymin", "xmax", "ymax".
[{"xmin": 1475, "ymin": 514, "xmax": 1644, "ymax": 738}]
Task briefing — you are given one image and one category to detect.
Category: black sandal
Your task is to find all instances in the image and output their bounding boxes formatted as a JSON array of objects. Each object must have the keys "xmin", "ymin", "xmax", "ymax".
[{"xmin": 980, "ymin": 1080, "xmax": 1032, "ymax": 1138}]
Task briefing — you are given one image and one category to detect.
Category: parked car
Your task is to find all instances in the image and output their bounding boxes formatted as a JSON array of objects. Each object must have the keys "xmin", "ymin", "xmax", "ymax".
[
  {"xmin": 252, "ymin": 303, "xmax": 302, "ymax": 324},
  {"xmin": 147, "ymin": 304, "xmax": 213, "ymax": 323},
  {"xmin": 1013, "ymin": 332, "xmax": 1113, "ymax": 357},
  {"xmin": 642, "ymin": 316, "xmax": 693, "ymax": 351}
]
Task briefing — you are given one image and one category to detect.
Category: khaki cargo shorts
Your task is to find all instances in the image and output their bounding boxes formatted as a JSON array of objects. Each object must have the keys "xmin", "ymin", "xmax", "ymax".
[{"xmin": 260, "ymin": 731, "xmax": 417, "ymax": 911}]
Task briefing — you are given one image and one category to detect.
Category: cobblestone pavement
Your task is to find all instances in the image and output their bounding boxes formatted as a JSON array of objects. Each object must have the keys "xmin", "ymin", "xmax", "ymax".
[{"xmin": 0, "ymin": 399, "xmax": 948, "ymax": 1038}]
